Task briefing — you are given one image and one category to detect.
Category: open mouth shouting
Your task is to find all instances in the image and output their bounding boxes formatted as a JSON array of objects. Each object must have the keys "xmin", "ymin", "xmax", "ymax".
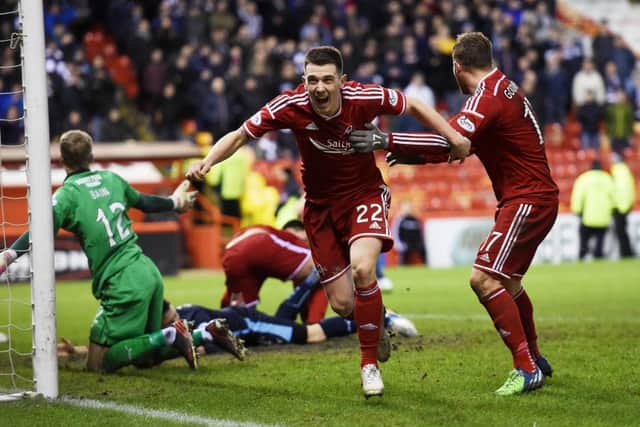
[{"xmin": 314, "ymin": 93, "xmax": 330, "ymax": 107}]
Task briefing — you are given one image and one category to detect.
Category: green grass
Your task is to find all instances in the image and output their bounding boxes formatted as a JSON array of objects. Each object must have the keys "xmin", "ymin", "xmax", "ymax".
[{"xmin": 2, "ymin": 260, "xmax": 640, "ymax": 426}]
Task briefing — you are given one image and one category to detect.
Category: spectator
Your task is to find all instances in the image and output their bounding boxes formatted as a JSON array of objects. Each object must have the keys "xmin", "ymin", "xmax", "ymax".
[
  {"xmin": 209, "ymin": 0, "xmax": 238, "ymax": 33},
  {"xmin": 572, "ymin": 57, "xmax": 605, "ymax": 107},
  {"xmin": 603, "ymin": 61, "xmax": 623, "ymax": 105},
  {"xmin": 86, "ymin": 55, "xmax": 116, "ymax": 124},
  {"xmin": 611, "ymin": 35, "xmax": 636, "ymax": 83},
  {"xmin": 99, "ymin": 108, "xmax": 135, "ymax": 142},
  {"xmin": 610, "ymin": 153, "xmax": 637, "ymax": 258},
  {"xmin": 63, "ymin": 110, "xmax": 88, "ymax": 134},
  {"xmin": 391, "ymin": 200, "xmax": 426, "ymax": 265},
  {"xmin": 152, "ymin": 83, "xmax": 182, "ymax": 141},
  {"xmin": 591, "ymin": 20, "xmax": 614, "ymax": 72},
  {"xmin": 542, "ymin": 50, "xmax": 569, "ymax": 125},
  {"xmin": 396, "ymin": 72, "xmax": 436, "ymax": 132},
  {"xmin": 605, "ymin": 89, "xmax": 634, "ymax": 155},
  {"xmin": 0, "ymin": 105, "xmax": 23, "ymax": 145},
  {"xmin": 142, "ymin": 49, "xmax": 169, "ymax": 112},
  {"xmin": 237, "ymin": 1, "xmax": 262, "ymax": 40},
  {"xmin": 576, "ymin": 90, "xmax": 604, "ymax": 150},
  {"xmin": 571, "ymin": 160, "xmax": 615, "ymax": 260}
]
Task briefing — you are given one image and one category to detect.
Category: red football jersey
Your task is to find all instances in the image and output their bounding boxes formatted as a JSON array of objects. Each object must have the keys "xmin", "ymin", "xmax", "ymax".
[
  {"xmin": 449, "ymin": 68, "xmax": 558, "ymax": 205},
  {"xmin": 243, "ymin": 82, "xmax": 407, "ymax": 202}
]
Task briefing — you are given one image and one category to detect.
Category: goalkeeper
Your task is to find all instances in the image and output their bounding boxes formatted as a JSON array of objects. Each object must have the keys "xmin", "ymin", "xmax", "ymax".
[{"xmin": 0, "ymin": 129, "xmax": 222, "ymax": 373}]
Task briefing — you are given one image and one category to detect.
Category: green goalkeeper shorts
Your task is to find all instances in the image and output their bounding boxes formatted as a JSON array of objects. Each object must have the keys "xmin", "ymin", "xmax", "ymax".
[{"xmin": 90, "ymin": 254, "xmax": 164, "ymax": 347}]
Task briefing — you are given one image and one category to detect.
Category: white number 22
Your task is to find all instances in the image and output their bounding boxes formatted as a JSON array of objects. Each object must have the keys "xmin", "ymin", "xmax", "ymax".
[{"xmin": 356, "ymin": 203, "xmax": 383, "ymax": 223}]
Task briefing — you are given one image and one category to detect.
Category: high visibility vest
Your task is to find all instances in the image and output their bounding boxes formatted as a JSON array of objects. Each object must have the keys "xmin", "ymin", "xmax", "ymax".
[{"xmin": 570, "ymin": 170, "xmax": 615, "ymax": 227}]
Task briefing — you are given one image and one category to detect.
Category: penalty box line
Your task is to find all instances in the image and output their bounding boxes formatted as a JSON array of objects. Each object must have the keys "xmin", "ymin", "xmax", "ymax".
[{"xmin": 59, "ymin": 396, "xmax": 278, "ymax": 427}]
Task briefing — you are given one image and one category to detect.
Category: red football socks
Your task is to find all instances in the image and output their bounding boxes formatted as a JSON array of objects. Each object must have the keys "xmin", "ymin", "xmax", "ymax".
[
  {"xmin": 513, "ymin": 287, "xmax": 541, "ymax": 359},
  {"xmin": 480, "ymin": 287, "xmax": 536, "ymax": 373},
  {"xmin": 354, "ymin": 281, "xmax": 382, "ymax": 367}
]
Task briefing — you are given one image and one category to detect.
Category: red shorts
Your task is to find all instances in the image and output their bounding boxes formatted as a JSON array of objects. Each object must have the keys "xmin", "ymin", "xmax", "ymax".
[
  {"xmin": 221, "ymin": 232, "xmax": 311, "ymax": 306},
  {"xmin": 474, "ymin": 202, "xmax": 558, "ymax": 280},
  {"xmin": 303, "ymin": 185, "xmax": 393, "ymax": 284}
]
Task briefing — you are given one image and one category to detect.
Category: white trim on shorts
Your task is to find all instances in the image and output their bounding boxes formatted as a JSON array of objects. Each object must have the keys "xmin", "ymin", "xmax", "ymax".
[
  {"xmin": 473, "ymin": 263, "xmax": 511, "ymax": 279},
  {"xmin": 319, "ymin": 264, "xmax": 351, "ymax": 285}
]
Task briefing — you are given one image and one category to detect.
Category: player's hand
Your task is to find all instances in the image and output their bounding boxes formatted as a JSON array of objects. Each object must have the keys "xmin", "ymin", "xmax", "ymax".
[
  {"xmin": 0, "ymin": 250, "xmax": 17, "ymax": 275},
  {"xmin": 385, "ymin": 152, "xmax": 428, "ymax": 167},
  {"xmin": 171, "ymin": 180, "xmax": 198, "ymax": 213},
  {"xmin": 349, "ymin": 122, "xmax": 389, "ymax": 152},
  {"xmin": 448, "ymin": 133, "xmax": 471, "ymax": 164},
  {"xmin": 186, "ymin": 160, "xmax": 210, "ymax": 182}
]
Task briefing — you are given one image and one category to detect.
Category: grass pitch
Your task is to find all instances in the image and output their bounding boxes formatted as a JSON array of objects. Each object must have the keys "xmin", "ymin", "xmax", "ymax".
[{"xmin": 2, "ymin": 259, "xmax": 640, "ymax": 426}]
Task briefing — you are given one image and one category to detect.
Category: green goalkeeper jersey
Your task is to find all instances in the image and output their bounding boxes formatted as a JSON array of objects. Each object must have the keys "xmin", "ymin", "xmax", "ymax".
[{"xmin": 53, "ymin": 170, "xmax": 142, "ymax": 298}]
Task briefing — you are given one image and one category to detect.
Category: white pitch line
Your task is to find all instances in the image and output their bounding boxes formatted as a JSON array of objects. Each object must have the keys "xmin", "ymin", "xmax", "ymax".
[
  {"xmin": 404, "ymin": 313, "xmax": 639, "ymax": 323},
  {"xmin": 59, "ymin": 396, "xmax": 278, "ymax": 427}
]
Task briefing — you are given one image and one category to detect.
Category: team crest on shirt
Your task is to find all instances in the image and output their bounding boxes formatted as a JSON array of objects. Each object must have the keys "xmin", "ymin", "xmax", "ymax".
[
  {"xmin": 250, "ymin": 112, "xmax": 262, "ymax": 126},
  {"xmin": 457, "ymin": 115, "xmax": 476, "ymax": 133},
  {"xmin": 388, "ymin": 89, "xmax": 398, "ymax": 106}
]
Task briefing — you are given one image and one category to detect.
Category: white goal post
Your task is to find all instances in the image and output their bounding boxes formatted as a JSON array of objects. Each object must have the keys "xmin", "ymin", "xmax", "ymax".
[{"xmin": 21, "ymin": 0, "xmax": 57, "ymax": 399}]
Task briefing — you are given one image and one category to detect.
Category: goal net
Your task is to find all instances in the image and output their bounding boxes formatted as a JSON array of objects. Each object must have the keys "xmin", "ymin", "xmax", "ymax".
[{"xmin": 0, "ymin": 0, "xmax": 57, "ymax": 401}]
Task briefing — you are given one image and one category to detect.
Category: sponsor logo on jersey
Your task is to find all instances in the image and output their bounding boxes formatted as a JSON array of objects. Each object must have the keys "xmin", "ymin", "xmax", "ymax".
[
  {"xmin": 305, "ymin": 122, "xmax": 319, "ymax": 130},
  {"xmin": 457, "ymin": 115, "xmax": 476, "ymax": 133},
  {"xmin": 343, "ymin": 125, "xmax": 353, "ymax": 135},
  {"xmin": 76, "ymin": 174, "xmax": 103, "ymax": 188},
  {"xmin": 388, "ymin": 89, "xmax": 398, "ymax": 106},
  {"xmin": 479, "ymin": 253, "xmax": 491, "ymax": 263},
  {"xmin": 250, "ymin": 112, "xmax": 262, "ymax": 126},
  {"xmin": 309, "ymin": 137, "xmax": 355, "ymax": 155},
  {"xmin": 369, "ymin": 222, "xmax": 382, "ymax": 230}
]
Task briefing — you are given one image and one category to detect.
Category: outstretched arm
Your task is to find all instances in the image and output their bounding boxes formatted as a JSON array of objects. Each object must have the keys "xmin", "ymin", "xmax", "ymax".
[
  {"xmin": 0, "ymin": 232, "xmax": 29, "ymax": 274},
  {"xmin": 186, "ymin": 127, "xmax": 250, "ymax": 182},
  {"xmin": 405, "ymin": 97, "xmax": 471, "ymax": 162},
  {"xmin": 349, "ymin": 122, "xmax": 452, "ymax": 164},
  {"xmin": 134, "ymin": 180, "xmax": 197, "ymax": 213}
]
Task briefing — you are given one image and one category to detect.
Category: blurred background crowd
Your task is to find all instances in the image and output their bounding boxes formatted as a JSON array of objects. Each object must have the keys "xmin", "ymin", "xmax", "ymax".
[{"xmin": 0, "ymin": 0, "xmax": 638, "ymax": 155}]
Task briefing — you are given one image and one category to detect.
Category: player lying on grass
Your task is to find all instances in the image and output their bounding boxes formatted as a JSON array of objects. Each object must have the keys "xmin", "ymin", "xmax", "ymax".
[
  {"xmin": 56, "ymin": 298, "xmax": 415, "ymax": 358},
  {"xmin": 348, "ymin": 32, "xmax": 557, "ymax": 396},
  {"xmin": 165, "ymin": 300, "xmax": 418, "ymax": 353},
  {"xmin": 0, "ymin": 130, "xmax": 243, "ymax": 372},
  {"xmin": 220, "ymin": 219, "xmax": 328, "ymax": 323}
]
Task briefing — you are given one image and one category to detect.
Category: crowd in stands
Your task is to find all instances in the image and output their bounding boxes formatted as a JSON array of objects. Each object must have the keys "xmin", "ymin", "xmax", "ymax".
[{"xmin": 1, "ymin": 0, "xmax": 638, "ymax": 155}]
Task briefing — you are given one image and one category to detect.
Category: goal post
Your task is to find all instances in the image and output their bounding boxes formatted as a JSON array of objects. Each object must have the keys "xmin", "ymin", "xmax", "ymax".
[{"xmin": 21, "ymin": 0, "xmax": 58, "ymax": 399}]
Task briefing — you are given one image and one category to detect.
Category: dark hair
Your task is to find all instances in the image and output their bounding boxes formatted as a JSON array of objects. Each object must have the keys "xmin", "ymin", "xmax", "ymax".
[
  {"xmin": 163, "ymin": 299, "xmax": 171, "ymax": 314},
  {"xmin": 59, "ymin": 129, "xmax": 93, "ymax": 170},
  {"xmin": 304, "ymin": 46, "xmax": 343, "ymax": 75},
  {"xmin": 452, "ymin": 32, "xmax": 494, "ymax": 69},
  {"xmin": 282, "ymin": 219, "xmax": 304, "ymax": 231}
]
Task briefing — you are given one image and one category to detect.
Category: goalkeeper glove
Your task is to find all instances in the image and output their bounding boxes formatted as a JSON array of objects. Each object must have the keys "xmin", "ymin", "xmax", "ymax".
[
  {"xmin": 171, "ymin": 180, "xmax": 198, "ymax": 213},
  {"xmin": 349, "ymin": 122, "xmax": 389, "ymax": 152},
  {"xmin": 0, "ymin": 249, "xmax": 17, "ymax": 275}
]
